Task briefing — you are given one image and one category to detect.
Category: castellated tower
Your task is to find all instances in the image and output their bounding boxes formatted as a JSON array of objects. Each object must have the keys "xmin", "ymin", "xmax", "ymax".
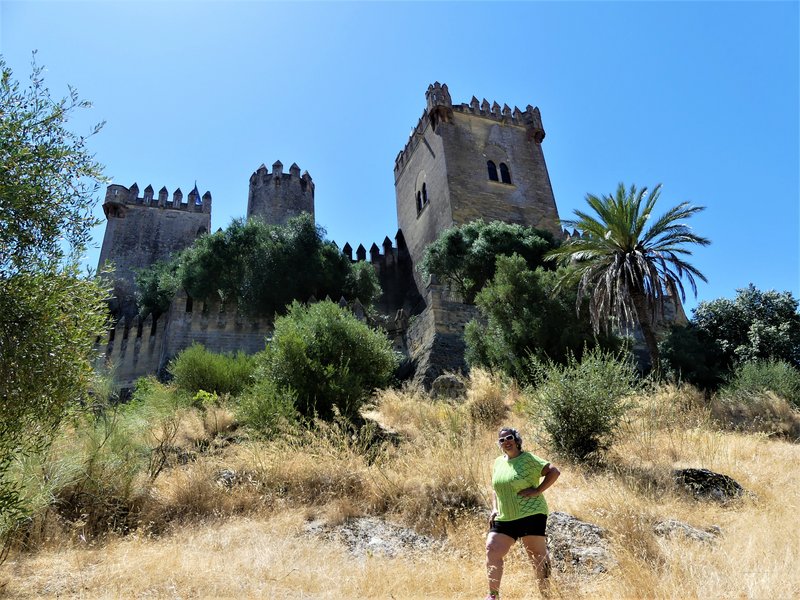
[
  {"xmin": 394, "ymin": 82, "xmax": 561, "ymax": 273},
  {"xmin": 247, "ymin": 160, "xmax": 315, "ymax": 225},
  {"xmin": 98, "ymin": 182, "xmax": 212, "ymax": 319}
]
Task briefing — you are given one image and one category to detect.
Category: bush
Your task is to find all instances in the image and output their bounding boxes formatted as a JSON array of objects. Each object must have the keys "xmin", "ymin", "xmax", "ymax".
[
  {"xmin": 421, "ymin": 219, "xmax": 556, "ymax": 303},
  {"xmin": 720, "ymin": 360, "xmax": 800, "ymax": 409},
  {"xmin": 168, "ymin": 343, "xmax": 255, "ymax": 396},
  {"xmin": 236, "ymin": 378, "xmax": 298, "ymax": 437},
  {"xmin": 255, "ymin": 300, "xmax": 399, "ymax": 421},
  {"xmin": 465, "ymin": 256, "xmax": 619, "ymax": 383},
  {"xmin": 525, "ymin": 348, "xmax": 638, "ymax": 461}
]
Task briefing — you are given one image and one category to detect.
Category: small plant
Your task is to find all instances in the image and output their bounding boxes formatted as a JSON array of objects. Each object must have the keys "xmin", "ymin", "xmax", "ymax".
[
  {"xmin": 525, "ymin": 347, "xmax": 638, "ymax": 461},
  {"xmin": 168, "ymin": 343, "xmax": 255, "ymax": 396}
]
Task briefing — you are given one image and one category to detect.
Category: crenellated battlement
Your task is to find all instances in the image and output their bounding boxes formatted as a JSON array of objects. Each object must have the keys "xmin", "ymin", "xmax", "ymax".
[
  {"xmin": 340, "ymin": 229, "xmax": 407, "ymax": 267},
  {"xmin": 394, "ymin": 83, "xmax": 546, "ymax": 177},
  {"xmin": 248, "ymin": 161, "xmax": 314, "ymax": 194},
  {"xmin": 103, "ymin": 182, "xmax": 212, "ymax": 217}
]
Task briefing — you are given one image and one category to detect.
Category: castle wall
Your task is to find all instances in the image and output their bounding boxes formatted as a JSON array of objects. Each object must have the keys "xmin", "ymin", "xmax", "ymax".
[
  {"xmin": 394, "ymin": 118, "xmax": 456, "ymax": 276},
  {"xmin": 102, "ymin": 292, "xmax": 271, "ymax": 388},
  {"xmin": 405, "ymin": 283, "xmax": 480, "ymax": 387},
  {"xmin": 247, "ymin": 161, "xmax": 315, "ymax": 225}
]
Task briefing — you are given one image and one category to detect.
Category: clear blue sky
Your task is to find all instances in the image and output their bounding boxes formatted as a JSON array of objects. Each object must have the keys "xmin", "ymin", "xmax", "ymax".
[{"xmin": 2, "ymin": 1, "xmax": 798, "ymax": 314}]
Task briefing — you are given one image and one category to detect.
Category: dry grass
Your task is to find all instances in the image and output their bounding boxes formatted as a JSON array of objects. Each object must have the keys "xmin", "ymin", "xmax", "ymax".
[{"xmin": 3, "ymin": 378, "xmax": 800, "ymax": 599}]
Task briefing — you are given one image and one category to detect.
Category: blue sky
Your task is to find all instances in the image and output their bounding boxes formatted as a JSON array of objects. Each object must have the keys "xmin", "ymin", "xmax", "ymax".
[{"xmin": 2, "ymin": 1, "xmax": 798, "ymax": 315}]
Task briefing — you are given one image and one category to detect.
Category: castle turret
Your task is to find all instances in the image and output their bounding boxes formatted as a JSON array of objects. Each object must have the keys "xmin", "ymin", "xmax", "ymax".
[
  {"xmin": 97, "ymin": 181, "xmax": 212, "ymax": 319},
  {"xmin": 247, "ymin": 160, "xmax": 315, "ymax": 225}
]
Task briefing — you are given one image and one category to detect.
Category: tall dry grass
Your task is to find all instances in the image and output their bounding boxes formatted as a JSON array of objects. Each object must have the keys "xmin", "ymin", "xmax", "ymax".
[{"xmin": 2, "ymin": 374, "xmax": 799, "ymax": 599}]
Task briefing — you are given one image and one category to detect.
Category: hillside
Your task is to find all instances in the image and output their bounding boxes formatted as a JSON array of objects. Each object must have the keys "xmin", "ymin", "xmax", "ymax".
[{"xmin": 2, "ymin": 374, "xmax": 799, "ymax": 599}]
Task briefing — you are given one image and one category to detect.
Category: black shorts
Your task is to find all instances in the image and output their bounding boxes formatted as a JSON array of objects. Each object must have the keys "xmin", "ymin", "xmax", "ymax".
[{"xmin": 490, "ymin": 513, "xmax": 547, "ymax": 540}]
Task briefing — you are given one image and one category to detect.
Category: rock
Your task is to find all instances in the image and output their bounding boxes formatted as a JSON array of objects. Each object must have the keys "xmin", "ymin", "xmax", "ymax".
[
  {"xmin": 304, "ymin": 516, "xmax": 441, "ymax": 558},
  {"xmin": 653, "ymin": 519, "xmax": 721, "ymax": 544},
  {"xmin": 431, "ymin": 373, "xmax": 467, "ymax": 400},
  {"xmin": 215, "ymin": 468, "xmax": 237, "ymax": 488},
  {"xmin": 673, "ymin": 468, "xmax": 745, "ymax": 502},
  {"xmin": 546, "ymin": 511, "xmax": 615, "ymax": 575}
]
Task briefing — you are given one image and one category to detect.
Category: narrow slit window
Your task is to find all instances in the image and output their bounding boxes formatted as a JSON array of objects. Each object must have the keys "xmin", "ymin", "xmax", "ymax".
[
  {"xmin": 500, "ymin": 163, "xmax": 511, "ymax": 184},
  {"xmin": 416, "ymin": 191, "xmax": 423, "ymax": 213},
  {"xmin": 487, "ymin": 160, "xmax": 498, "ymax": 181},
  {"xmin": 422, "ymin": 183, "xmax": 428, "ymax": 205}
]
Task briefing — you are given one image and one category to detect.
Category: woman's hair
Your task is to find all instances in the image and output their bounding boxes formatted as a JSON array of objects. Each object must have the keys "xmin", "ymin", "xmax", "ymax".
[{"xmin": 499, "ymin": 427, "xmax": 523, "ymax": 451}]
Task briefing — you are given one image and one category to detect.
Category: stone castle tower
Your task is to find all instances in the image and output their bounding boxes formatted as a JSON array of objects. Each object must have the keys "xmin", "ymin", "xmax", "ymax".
[
  {"xmin": 394, "ymin": 82, "xmax": 561, "ymax": 273},
  {"xmin": 98, "ymin": 183, "xmax": 211, "ymax": 318},
  {"xmin": 247, "ymin": 160, "xmax": 315, "ymax": 225}
]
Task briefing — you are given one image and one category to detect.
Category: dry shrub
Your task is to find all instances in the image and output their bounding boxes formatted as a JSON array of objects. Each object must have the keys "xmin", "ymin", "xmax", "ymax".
[
  {"xmin": 140, "ymin": 460, "xmax": 259, "ymax": 534},
  {"xmin": 711, "ymin": 391, "xmax": 800, "ymax": 440},
  {"xmin": 465, "ymin": 368, "xmax": 509, "ymax": 428},
  {"xmin": 202, "ymin": 406, "xmax": 237, "ymax": 438}
]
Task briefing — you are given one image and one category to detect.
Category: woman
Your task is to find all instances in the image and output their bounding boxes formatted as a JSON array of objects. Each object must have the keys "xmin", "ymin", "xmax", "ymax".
[{"xmin": 485, "ymin": 427, "xmax": 560, "ymax": 600}]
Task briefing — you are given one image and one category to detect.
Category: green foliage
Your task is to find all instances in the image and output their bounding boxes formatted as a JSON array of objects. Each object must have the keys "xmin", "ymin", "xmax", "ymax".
[
  {"xmin": 465, "ymin": 255, "xmax": 618, "ymax": 383},
  {"xmin": 134, "ymin": 259, "xmax": 179, "ymax": 318},
  {"xmin": 547, "ymin": 183, "xmax": 709, "ymax": 369},
  {"xmin": 720, "ymin": 360, "xmax": 800, "ymax": 409},
  {"xmin": 255, "ymin": 300, "xmax": 399, "ymax": 421},
  {"xmin": 0, "ymin": 56, "xmax": 109, "ymax": 541},
  {"xmin": 660, "ymin": 286, "xmax": 800, "ymax": 390},
  {"xmin": 525, "ymin": 348, "xmax": 638, "ymax": 461},
  {"xmin": 0, "ymin": 53, "xmax": 105, "ymax": 274},
  {"xmin": 236, "ymin": 378, "xmax": 298, "ymax": 437},
  {"xmin": 421, "ymin": 219, "xmax": 555, "ymax": 303},
  {"xmin": 136, "ymin": 214, "xmax": 378, "ymax": 319},
  {"xmin": 659, "ymin": 325, "xmax": 726, "ymax": 390},
  {"xmin": 344, "ymin": 259, "xmax": 382, "ymax": 308},
  {"xmin": 168, "ymin": 343, "xmax": 255, "ymax": 397},
  {"xmin": 692, "ymin": 285, "xmax": 800, "ymax": 369}
]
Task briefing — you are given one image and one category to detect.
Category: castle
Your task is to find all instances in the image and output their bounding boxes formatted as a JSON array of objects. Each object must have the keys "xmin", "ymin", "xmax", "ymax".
[{"xmin": 99, "ymin": 83, "xmax": 565, "ymax": 387}]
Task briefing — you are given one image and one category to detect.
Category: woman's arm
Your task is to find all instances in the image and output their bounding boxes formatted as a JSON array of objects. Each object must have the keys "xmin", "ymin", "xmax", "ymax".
[{"xmin": 518, "ymin": 463, "xmax": 561, "ymax": 498}]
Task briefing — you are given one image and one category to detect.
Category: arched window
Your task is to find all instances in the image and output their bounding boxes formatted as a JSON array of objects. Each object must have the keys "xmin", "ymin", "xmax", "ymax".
[
  {"xmin": 500, "ymin": 163, "xmax": 511, "ymax": 184},
  {"xmin": 416, "ymin": 191, "xmax": 422, "ymax": 213},
  {"xmin": 487, "ymin": 160, "xmax": 498, "ymax": 181},
  {"xmin": 422, "ymin": 183, "xmax": 428, "ymax": 205}
]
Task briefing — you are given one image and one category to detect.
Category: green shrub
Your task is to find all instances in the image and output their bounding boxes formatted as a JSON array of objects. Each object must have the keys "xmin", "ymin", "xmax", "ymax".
[
  {"xmin": 255, "ymin": 300, "xmax": 399, "ymax": 421},
  {"xmin": 525, "ymin": 348, "xmax": 638, "ymax": 461},
  {"xmin": 168, "ymin": 343, "xmax": 255, "ymax": 396},
  {"xmin": 465, "ymin": 256, "xmax": 619, "ymax": 383},
  {"xmin": 720, "ymin": 360, "xmax": 800, "ymax": 408},
  {"xmin": 236, "ymin": 379, "xmax": 298, "ymax": 437}
]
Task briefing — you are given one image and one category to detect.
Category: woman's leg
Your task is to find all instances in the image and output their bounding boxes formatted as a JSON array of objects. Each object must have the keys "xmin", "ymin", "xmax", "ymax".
[
  {"xmin": 520, "ymin": 535, "xmax": 550, "ymax": 596},
  {"xmin": 486, "ymin": 532, "xmax": 515, "ymax": 596}
]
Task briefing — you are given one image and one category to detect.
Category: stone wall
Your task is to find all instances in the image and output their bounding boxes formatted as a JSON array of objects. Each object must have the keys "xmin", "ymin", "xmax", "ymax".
[
  {"xmin": 103, "ymin": 291, "xmax": 271, "ymax": 388},
  {"xmin": 405, "ymin": 282, "xmax": 480, "ymax": 388}
]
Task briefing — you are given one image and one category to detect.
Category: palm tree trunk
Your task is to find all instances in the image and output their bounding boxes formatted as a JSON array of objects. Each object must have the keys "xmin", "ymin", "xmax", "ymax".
[{"xmin": 631, "ymin": 293, "xmax": 660, "ymax": 371}]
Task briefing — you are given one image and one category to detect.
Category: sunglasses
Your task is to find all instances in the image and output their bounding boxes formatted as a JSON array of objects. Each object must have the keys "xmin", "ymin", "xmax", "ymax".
[{"xmin": 498, "ymin": 434, "xmax": 515, "ymax": 443}]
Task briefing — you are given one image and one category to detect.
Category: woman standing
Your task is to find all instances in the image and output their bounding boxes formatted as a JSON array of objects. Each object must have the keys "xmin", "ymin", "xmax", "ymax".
[{"xmin": 485, "ymin": 427, "xmax": 560, "ymax": 600}]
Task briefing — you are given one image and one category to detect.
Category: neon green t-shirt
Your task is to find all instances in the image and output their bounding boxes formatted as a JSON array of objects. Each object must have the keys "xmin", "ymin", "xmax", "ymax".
[{"xmin": 492, "ymin": 451, "xmax": 549, "ymax": 521}]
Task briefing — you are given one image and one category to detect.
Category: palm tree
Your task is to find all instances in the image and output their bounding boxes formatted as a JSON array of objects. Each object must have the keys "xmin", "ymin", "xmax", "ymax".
[{"xmin": 547, "ymin": 183, "xmax": 710, "ymax": 369}]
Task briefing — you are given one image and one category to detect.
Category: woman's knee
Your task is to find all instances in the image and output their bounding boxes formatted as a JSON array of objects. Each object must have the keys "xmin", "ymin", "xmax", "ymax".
[{"xmin": 486, "ymin": 539, "xmax": 509, "ymax": 560}]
